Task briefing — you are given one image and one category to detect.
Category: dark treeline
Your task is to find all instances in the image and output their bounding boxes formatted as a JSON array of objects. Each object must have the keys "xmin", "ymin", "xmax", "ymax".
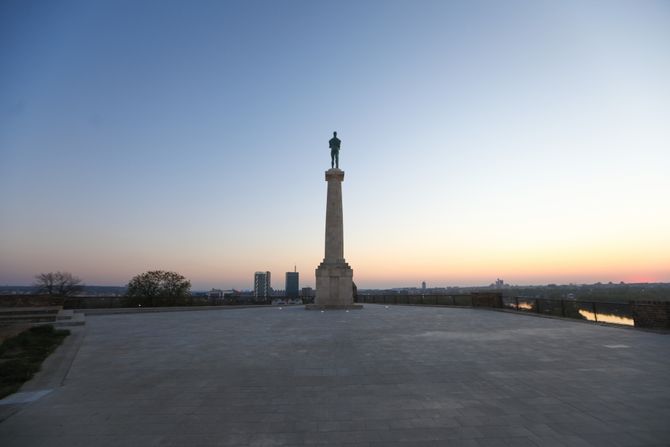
[
  {"xmin": 361, "ymin": 283, "xmax": 670, "ymax": 303},
  {"xmin": 497, "ymin": 283, "xmax": 670, "ymax": 303}
]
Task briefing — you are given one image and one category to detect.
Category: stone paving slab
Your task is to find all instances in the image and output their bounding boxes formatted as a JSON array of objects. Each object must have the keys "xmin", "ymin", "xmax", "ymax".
[{"xmin": 0, "ymin": 304, "xmax": 668, "ymax": 446}]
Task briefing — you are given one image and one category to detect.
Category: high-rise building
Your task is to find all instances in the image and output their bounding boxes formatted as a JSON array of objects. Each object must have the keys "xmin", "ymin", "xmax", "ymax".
[
  {"xmin": 421, "ymin": 281, "xmax": 426, "ymax": 291},
  {"xmin": 254, "ymin": 271, "xmax": 271, "ymax": 298},
  {"xmin": 286, "ymin": 268, "xmax": 299, "ymax": 299}
]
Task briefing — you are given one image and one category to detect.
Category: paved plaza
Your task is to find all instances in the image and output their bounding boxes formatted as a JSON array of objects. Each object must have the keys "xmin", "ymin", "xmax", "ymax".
[{"xmin": 1, "ymin": 304, "xmax": 669, "ymax": 446}]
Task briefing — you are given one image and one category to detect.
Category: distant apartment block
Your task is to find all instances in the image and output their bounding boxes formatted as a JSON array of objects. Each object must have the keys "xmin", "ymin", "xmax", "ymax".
[
  {"xmin": 254, "ymin": 271, "xmax": 271, "ymax": 298},
  {"xmin": 286, "ymin": 271, "xmax": 299, "ymax": 298},
  {"xmin": 301, "ymin": 287, "xmax": 314, "ymax": 298},
  {"xmin": 208, "ymin": 289, "xmax": 223, "ymax": 299}
]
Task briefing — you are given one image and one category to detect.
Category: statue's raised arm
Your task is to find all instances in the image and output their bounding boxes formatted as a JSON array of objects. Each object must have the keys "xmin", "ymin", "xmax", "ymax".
[{"xmin": 329, "ymin": 131, "xmax": 341, "ymax": 169}]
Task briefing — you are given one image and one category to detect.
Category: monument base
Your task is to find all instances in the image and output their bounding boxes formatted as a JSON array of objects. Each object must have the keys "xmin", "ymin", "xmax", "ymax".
[{"xmin": 308, "ymin": 261, "xmax": 361, "ymax": 309}]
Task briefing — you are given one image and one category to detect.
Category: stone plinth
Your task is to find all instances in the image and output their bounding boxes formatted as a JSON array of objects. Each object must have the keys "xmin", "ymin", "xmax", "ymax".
[
  {"xmin": 313, "ymin": 261, "xmax": 357, "ymax": 308},
  {"xmin": 309, "ymin": 168, "xmax": 361, "ymax": 310}
]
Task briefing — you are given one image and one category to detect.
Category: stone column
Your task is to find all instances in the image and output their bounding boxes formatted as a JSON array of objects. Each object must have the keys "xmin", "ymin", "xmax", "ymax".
[
  {"xmin": 309, "ymin": 168, "xmax": 361, "ymax": 309},
  {"xmin": 324, "ymin": 169, "xmax": 345, "ymax": 263}
]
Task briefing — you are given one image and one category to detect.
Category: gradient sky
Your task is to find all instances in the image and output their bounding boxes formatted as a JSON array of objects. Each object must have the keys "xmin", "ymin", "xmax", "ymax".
[{"xmin": 1, "ymin": 0, "xmax": 669, "ymax": 290}]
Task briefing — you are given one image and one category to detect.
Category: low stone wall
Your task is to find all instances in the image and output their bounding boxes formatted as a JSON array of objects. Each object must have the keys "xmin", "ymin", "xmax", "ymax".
[
  {"xmin": 1, "ymin": 295, "xmax": 281, "ymax": 310},
  {"xmin": 0, "ymin": 295, "xmax": 64, "ymax": 307},
  {"xmin": 63, "ymin": 296, "xmax": 125, "ymax": 309},
  {"xmin": 1, "ymin": 295, "xmax": 216, "ymax": 309},
  {"xmin": 631, "ymin": 301, "xmax": 670, "ymax": 329},
  {"xmin": 357, "ymin": 293, "xmax": 504, "ymax": 308}
]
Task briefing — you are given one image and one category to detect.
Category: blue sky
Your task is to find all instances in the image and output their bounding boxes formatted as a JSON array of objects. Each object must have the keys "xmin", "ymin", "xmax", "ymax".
[{"xmin": 1, "ymin": 0, "xmax": 669, "ymax": 289}]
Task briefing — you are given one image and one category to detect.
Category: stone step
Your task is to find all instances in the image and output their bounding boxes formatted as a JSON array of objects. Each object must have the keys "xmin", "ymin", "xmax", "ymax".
[
  {"xmin": 52, "ymin": 312, "xmax": 85, "ymax": 327},
  {"xmin": 0, "ymin": 314, "xmax": 57, "ymax": 324},
  {"xmin": 0, "ymin": 307, "xmax": 85, "ymax": 326},
  {"xmin": 55, "ymin": 309, "xmax": 74, "ymax": 320}
]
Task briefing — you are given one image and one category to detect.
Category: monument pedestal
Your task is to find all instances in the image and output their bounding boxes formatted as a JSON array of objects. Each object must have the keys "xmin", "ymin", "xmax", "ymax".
[
  {"xmin": 307, "ymin": 168, "xmax": 362, "ymax": 310},
  {"xmin": 307, "ymin": 261, "xmax": 361, "ymax": 310}
]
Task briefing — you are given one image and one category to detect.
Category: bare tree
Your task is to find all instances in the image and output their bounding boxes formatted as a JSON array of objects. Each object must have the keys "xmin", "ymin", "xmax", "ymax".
[{"xmin": 34, "ymin": 271, "xmax": 85, "ymax": 296}]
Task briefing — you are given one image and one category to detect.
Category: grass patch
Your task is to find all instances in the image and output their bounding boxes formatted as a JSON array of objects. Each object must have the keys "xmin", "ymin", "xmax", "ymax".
[{"xmin": 0, "ymin": 325, "xmax": 70, "ymax": 399}]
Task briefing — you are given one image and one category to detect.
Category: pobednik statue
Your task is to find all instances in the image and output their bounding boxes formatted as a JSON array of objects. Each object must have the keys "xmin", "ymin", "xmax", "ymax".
[
  {"xmin": 308, "ymin": 132, "xmax": 360, "ymax": 310},
  {"xmin": 329, "ymin": 131, "xmax": 341, "ymax": 169}
]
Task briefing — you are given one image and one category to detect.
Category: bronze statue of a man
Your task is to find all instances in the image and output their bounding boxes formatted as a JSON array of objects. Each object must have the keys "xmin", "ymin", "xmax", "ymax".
[{"xmin": 329, "ymin": 131, "xmax": 341, "ymax": 169}]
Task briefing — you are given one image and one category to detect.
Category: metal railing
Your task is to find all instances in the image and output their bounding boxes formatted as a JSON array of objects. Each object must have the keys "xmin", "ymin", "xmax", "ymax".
[
  {"xmin": 501, "ymin": 296, "xmax": 634, "ymax": 326},
  {"xmin": 357, "ymin": 294, "xmax": 636, "ymax": 327},
  {"xmin": 357, "ymin": 294, "xmax": 474, "ymax": 306}
]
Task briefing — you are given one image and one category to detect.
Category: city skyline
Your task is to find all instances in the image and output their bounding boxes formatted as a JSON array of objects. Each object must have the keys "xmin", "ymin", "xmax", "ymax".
[{"xmin": 2, "ymin": 1, "xmax": 669, "ymax": 290}]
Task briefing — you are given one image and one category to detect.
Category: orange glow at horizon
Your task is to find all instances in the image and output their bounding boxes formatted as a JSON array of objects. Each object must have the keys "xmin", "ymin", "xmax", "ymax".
[{"xmin": 348, "ymin": 238, "xmax": 670, "ymax": 287}]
